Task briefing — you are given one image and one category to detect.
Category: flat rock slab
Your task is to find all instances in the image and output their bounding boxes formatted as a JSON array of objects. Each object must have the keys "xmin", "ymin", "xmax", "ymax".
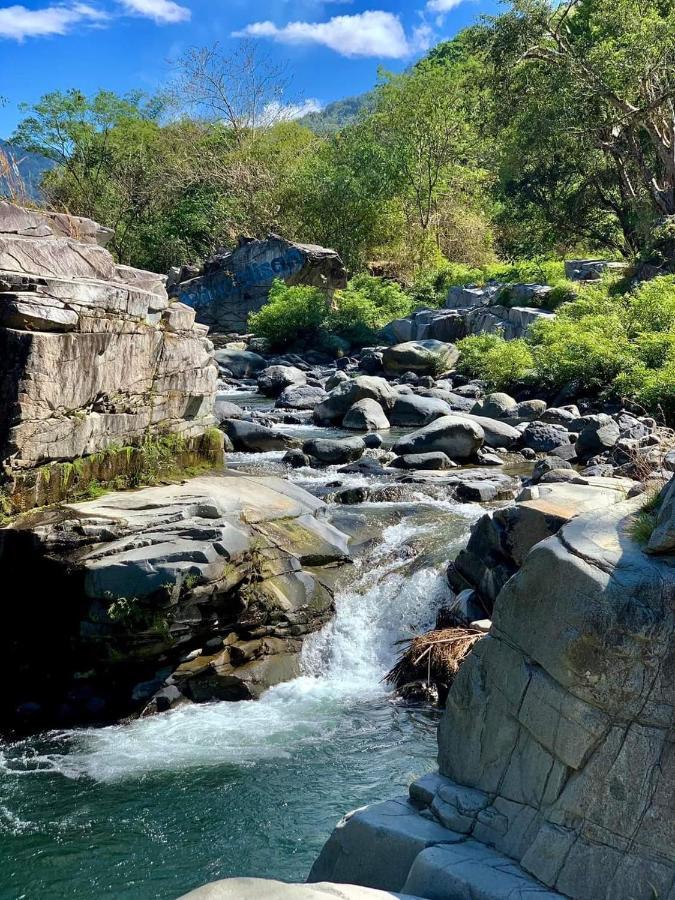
[{"xmin": 180, "ymin": 879, "xmax": 422, "ymax": 899}]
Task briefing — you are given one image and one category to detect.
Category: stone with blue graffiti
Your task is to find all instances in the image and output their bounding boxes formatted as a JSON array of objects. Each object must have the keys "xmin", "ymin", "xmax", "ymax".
[{"xmin": 170, "ymin": 234, "xmax": 346, "ymax": 333}]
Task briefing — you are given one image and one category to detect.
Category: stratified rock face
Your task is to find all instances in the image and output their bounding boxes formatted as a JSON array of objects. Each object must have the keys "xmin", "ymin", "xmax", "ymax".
[
  {"xmin": 172, "ymin": 234, "xmax": 347, "ymax": 333},
  {"xmin": 436, "ymin": 497, "xmax": 675, "ymax": 899},
  {"xmin": 0, "ymin": 202, "xmax": 218, "ymax": 504},
  {"xmin": 311, "ymin": 484, "xmax": 675, "ymax": 900},
  {"xmin": 0, "ymin": 202, "xmax": 217, "ymax": 512},
  {"xmin": 0, "ymin": 473, "xmax": 350, "ymax": 730}
]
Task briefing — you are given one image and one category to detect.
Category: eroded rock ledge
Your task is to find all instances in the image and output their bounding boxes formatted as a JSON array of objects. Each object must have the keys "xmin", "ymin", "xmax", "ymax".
[
  {"xmin": 0, "ymin": 201, "xmax": 220, "ymax": 515},
  {"xmin": 308, "ymin": 479, "xmax": 675, "ymax": 900},
  {"xmin": 0, "ymin": 472, "xmax": 350, "ymax": 731}
]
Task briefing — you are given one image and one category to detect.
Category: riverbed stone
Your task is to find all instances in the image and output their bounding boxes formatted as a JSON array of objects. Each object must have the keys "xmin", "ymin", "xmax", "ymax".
[
  {"xmin": 223, "ymin": 419, "xmax": 299, "ymax": 452},
  {"xmin": 214, "ymin": 348, "xmax": 267, "ymax": 378},
  {"xmin": 343, "ymin": 399, "xmax": 390, "ymax": 432},
  {"xmin": 388, "ymin": 452, "xmax": 453, "ymax": 471},
  {"xmin": 257, "ymin": 365, "xmax": 306, "ymax": 397},
  {"xmin": 472, "ymin": 392, "xmax": 517, "ymax": 419},
  {"xmin": 522, "ymin": 421, "xmax": 571, "ymax": 452},
  {"xmin": 303, "ymin": 436, "xmax": 366, "ymax": 465},
  {"xmin": 313, "ymin": 377, "xmax": 398, "ymax": 425},
  {"xmin": 389, "ymin": 395, "xmax": 452, "ymax": 427},
  {"xmin": 180, "ymin": 879, "xmax": 421, "ymax": 899},
  {"xmin": 574, "ymin": 414, "xmax": 620, "ymax": 459},
  {"xmin": 382, "ymin": 341, "xmax": 459, "ymax": 376},
  {"xmin": 276, "ymin": 385, "xmax": 328, "ymax": 410},
  {"xmin": 393, "ymin": 416, "xmax": 484, "ymax": 461}
]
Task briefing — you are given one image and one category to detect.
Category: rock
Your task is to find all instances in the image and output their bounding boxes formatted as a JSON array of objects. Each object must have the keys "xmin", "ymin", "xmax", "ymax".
[
  {"xmin": 283, "ymin": 449, "xmax": 310, "ymax": 468},
  {"xmin": 419, "ymin": 389, "xmax": 476, "ymax": 413},
  {"xmin": 453, "ymin": 413, "xmax": 521, "ymax": 450},
  {"xmin": 532, "ymin": 456, "xmax": 574, "ymax": 483},
  {"xmin": 276, "ymin": 385, "xmax": 327, "ymax": 410},
  {"xmin": 171, "ymin": 235, "xmax": 347, "ymax": 333},
  {"xmin": 0, "ymin": 474, "xmax": 350, "ymax": 728},
  {"xmin": 393, "ymin": 416, "xmax": 484, "ymax": 461},
  {"xmin": 214, "ymin": 348, "xmax": 267, "ymax": 378},
  {"xmin": 358, "ymin": 350, "xmax": 384, "ymax": 375},
  {"xmin": 303, "ymin": 436, "xmax": 366, "ymax": 465},
  {"xmin": 522, "ymin": 421, "xmax": 571, "ymax": 452},
  {"xmin": 388, "ymin": 453, "xmax": 454, "ymax": 471},
  {"xmin": 363, "ymin": 433, "xmax": 383, "ymax": 449},
  {"xmin": 575, "ymin": 414, "xmax": 620, "ymax": 459},
  {"xmin": 665, "ymin": 448, "xmax": 675, "ymax": 473},
  {"xmin": 343, "ymin": 399, "xmax": 390, "ymax": 432},
  {"xmin": 454, "ymin": 480, "xmax": 511, "ymax": 502},
  {"xmin": 476, "ymin": 448, "xmax": 504, "ymax": 466},
  {"xmin": 382, "ymin": 340, "xmax": 459, "ymax": 376},
  {"xmin": 179, "ymin": 878, "xmax": 417, "ymax": 899},
  {"xmin": 223, "ymin": 419, "xmax": 298, "ymax": 452},
  {"xmin": 647, "ymin": 474, "xmax": 675, "ymax": 554},
  {"xmin": 0, "ymin": 202, "xmax": 217, "ymax": 508},
  {"xmin": 448, "ymin": 478, "xmax": 635, "ymax": 610},
  {"xmin": 541, "ymin": 405, "xmax": 579, "ymax": 425},
  {"xmin": 565, "ymin": 258, "xmax": 627, "ymax": 280},
  {"xmin": 257, "ymin": 365, "xmax": 306, "ymax": 397},
  {"xmin": 472, "ymin": 392, "xmax": 517, "ymax": 419},
  {"xmin": 512, "ymin": 399, "xmax": 547, "ymax": 422},
  {"xmin": 389, "ymin": 395, "xmax": 452, "ymax": 427},
  {"xmin": 521, "ymin": 447, "xmax": 536, "ymax": 461},
  {"xmin": 325, "ymin": 371, "xmax": 349, "ymax": 391},
  {"xmin": 313, "ymin": 377, "xmax": 397, "ymax": 425}
]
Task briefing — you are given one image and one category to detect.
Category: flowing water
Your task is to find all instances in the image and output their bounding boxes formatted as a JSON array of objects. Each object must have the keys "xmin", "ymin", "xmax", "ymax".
[{"xmin": 0, "ymin": 420, "xmax": 486, "ymax": 899}]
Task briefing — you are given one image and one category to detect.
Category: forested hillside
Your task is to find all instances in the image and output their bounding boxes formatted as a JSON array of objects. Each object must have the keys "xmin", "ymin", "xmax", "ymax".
[{"xmin": 7, "ymin": 0, "xmax": 675, "ymax": 420}]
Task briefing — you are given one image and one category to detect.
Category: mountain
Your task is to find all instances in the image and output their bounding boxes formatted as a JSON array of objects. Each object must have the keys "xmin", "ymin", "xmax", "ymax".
[
  {"xmin": 301, "ymin": 92, "xmax": 375, "ymax": 134},
  {"xmin": 0, "ymin": 139, "xmax": 55, "ymax": 201}
]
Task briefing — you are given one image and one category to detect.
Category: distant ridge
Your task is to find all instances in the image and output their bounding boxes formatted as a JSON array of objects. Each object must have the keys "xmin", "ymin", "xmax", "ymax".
[
  {"xmin": 300, "ymin": 92, "xmax": 374, "ymax": 133},
  {"xmin": 0, "ymin": 139, "xmax": 55, "ymax": 201}
]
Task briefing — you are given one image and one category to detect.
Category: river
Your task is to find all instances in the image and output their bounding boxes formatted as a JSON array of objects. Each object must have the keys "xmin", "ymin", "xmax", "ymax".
[{"xmin": 0, "ymin": 401, "xmax": 485, "ymax": 900}]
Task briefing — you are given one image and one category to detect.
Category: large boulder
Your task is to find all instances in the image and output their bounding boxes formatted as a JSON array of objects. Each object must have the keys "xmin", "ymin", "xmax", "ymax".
[
  {"xmin": 223, "ymin": 419, "xmax": 299, "ymax": 452},
  {"xmin": 170, "ymin": 234, "xmax": 347, "ymax": 332},
  {"xmin": 275, "ymin": 385, "xmax": 327, "ymax": 410},
  {"xmin": 389, "ymin": 395, "xmax": 452, "ymax": 427},
  {"xmin": 523, "ymin": 420, "xmax": 572, "ymax": 453},
  {"xmin": 575, "ymin": 414, "xmax": 620, "ymax": 459},
  {"xmin": 648, "ymin": 474, "xmax": 675, "ymax": 554},
  {"xmin": 393, "ymin": 415, "xmax": 484, "ymax": 461},
  {"xmin": 342, "ymin": 399, "xmax": 390, "ymax": 432},
  {"xmin": 472, "ymin": 392, "xmax": 517, "ymax": 419},
  {"xmin": 303, "ymin": 436, "xmax": 366, "ymax": 465},
  {"xmin": 382, "ymin": 340, "xmax": 459, "ymax": 376},
  {"xmin": 0, "ymin": 474, "xmax": 350, "ymax": 729},
  {"xmin": 257, "ymin": 365, "xmax": 306, "ymax": 397},
  {"xmin": 313, "ymin": 377, "xmax": 397, "ymax": 425},
  {"xmin": 214, "ymin": 348, "xmax": 267, "ymax": 378},
  {"xmin": 0, "ymin": 202, "xmax": 218, "ymax": 514},
  {"xmin": 180, "ymin": 879, "xmax": 418, "ymax": 899},
  {"xmin": 453, "ymin": 413, "xmax": 522, "ymax": 450}
]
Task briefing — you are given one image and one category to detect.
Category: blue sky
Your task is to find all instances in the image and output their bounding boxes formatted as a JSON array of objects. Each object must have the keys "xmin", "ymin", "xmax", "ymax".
[{"xmin": 0, "ymin": 0, "xmax": 499, "ymax": 139}]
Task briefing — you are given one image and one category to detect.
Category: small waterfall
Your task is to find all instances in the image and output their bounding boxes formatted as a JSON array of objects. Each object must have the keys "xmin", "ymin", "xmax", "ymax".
[{"xmin": 1, "ymin": 519, "xmax": 453, "ymax": 784}]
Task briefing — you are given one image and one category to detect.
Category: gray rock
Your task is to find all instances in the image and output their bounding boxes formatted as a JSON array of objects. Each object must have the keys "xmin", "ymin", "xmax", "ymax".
[
  {"xmin": 172, "ymin": 235, "xmax": 347, "ymax": 333},
  {"xmin": 363, "ymin": 433, "xmax": 383, "ymax": 449},
  {"xmin": 214, "ymin": 348, "xmax": 267, "ymax": 378},
  {"xmin": 523, "ymin": 421, "xmax": 571, "ymax": 452},
  {"xmin": 343, "ymin": 398, "xmax": 390, "ymax": 432},
  {"xmin": 224, "ymin": 419, "xmax": 298, "ymax": 452},
  {"xmin": 214, "ymin": 398, "xmax": 246, "ymax": 422},
  {"xmin": 276, "ymin": 385, "xmax": 327, "ymax": 410},
  {"xmin": 532, "ymin": 456, "xmax": 574, "ymax": 483},
  {"xmin": 382, "ymin": 340, "xmax": 459, "ymax": 376},
  {"xmin": 313, "ymin": 376, "xmax": 397, "ymax": 424},
  {"xmin": 512, "ymin": 399, "xmax": 547, "ymax": 422},
  {"xmin": 180, "ymin": 879, "xmax": 418, "ymax": 899},
  {"xmin": 257, "ymin": 365, "xmax": 306, "ymax": 397},
  {"xmin": 389, "ymin": 395, "xmax": 452, "ymax": 427},
  {"xmin": 647, "ymin": 474, "xmax": 675, "ymax": 554},
  {"xmin": 303, "ymin": 436, "xmax": 366, "ymax": 465},
  {"xmin": 541, "ymin": 405, "xmax": 579, "ymax": 425},
  {"xmin": 453, "ymin": 413, "xmax": 521, "ymax": 450},
  {"xmin": 393, "ymin": 416, "xmax": 484, "ymax": 461},
  {"xmin": 325, "ymin": 371, "xmax": 349, "ymax": 391},
  {"xmin": 388, "ymin": 452, "xmax": 453, "ymax": 471},
  {"xmin": 575, "ymin": 414, "xmax": 620, "ymax": 459},
  {"xmin": 472, "ymin": 391, "xmax": 517, "ymax": 419}
]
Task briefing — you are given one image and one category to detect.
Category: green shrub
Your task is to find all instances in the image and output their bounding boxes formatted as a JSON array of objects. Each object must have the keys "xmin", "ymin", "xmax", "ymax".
[
  {"xmin": 528, "ymin": 313, "xmax": 634, "ymax": 392},
  {"xmin": 613, "ymin": 363, "xmax": 675, "ymax": 423},
  {"xmin": 457, "ymin": 334, "xmax": 534, "ymax": 391},
  {"xmin": 481, "ymin": 258, "xmax": 567, "ymax": 287},
  {"xmin": 408, "ymin": 262, "xmax": 484, "ymax": 307},
  {"xmin": 249, "ymin": 281, "xmax": 329, "ymax": 351},
  {"xmin": 623, "ymin": 276, "xmax": 675, "ymax": 336},
  {"xmin": 249, "ymin": 275, "xmax": 414, "ymax": 351}
]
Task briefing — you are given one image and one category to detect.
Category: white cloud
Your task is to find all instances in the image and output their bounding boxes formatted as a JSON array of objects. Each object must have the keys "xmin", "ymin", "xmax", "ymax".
[
  {"xmin": 233, "ymin": 10, "xmax": 417, "ymax": 59},
  {"xmin": 0, "ymin": 2, "xmax": 106, "ymax": 40},
  {"xmin": 120, "ymin": 0, "xmax": 190, "ymax": 24},
  {"xmin": 426, "ymin": 0, "xmax": 466, "ymax": 12},
  {"xmin": 261, "ymin": 98, "xmax": 322, "ymax": 125}
]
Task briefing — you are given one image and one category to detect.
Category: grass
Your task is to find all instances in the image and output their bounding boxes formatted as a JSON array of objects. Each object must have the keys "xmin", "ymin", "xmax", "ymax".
[{"xmin": 629, "ymin": 489, "xmax": 664, "ymax": 545}]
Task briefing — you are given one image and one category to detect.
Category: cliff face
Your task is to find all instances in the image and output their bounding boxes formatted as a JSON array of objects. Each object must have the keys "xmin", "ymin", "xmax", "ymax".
[
  {"xmin": 310, "ymin": 477, "xmax": 675, "ymax": 900},
  {"xmin": 0, "ymin": 201, "xmax": 219, "ymax": 513}
]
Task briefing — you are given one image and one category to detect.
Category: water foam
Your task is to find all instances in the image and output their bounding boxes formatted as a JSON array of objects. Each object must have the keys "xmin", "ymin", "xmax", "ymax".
[{"xmin": 0, "ymin": 516, "xmax": 463, "ymax": 784}]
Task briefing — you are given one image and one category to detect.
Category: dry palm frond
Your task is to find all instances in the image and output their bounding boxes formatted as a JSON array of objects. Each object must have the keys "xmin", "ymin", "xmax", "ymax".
[{"xmin": 385, "ymin": 626, "xmax": 485, "ymax": 692}]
